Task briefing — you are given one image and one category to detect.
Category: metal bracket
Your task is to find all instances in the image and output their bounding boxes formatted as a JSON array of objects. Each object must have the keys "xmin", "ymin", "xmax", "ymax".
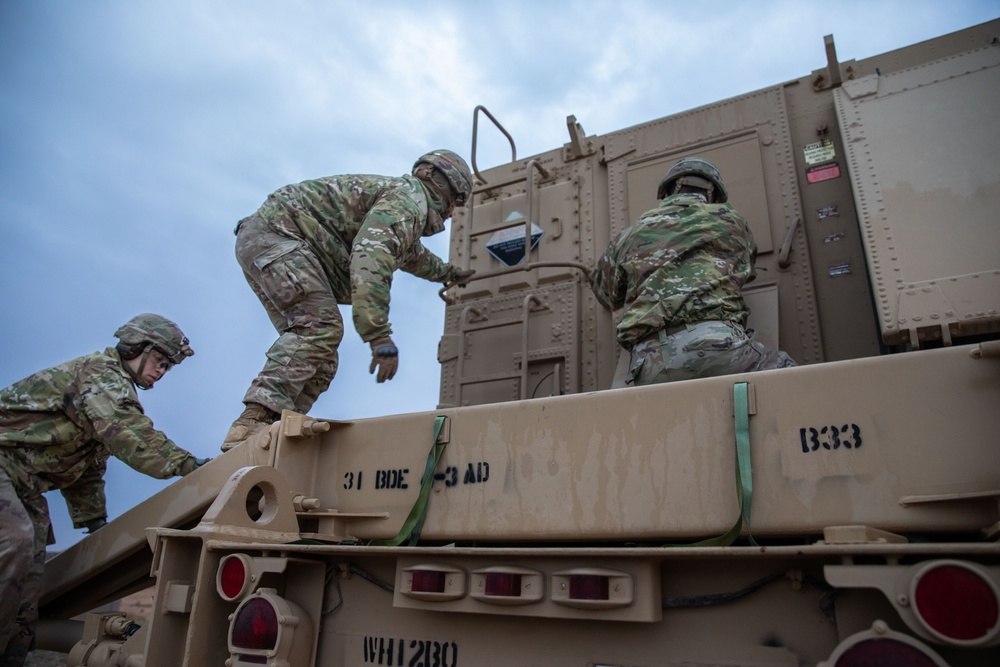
[
  {"xmin": 812, "ymin": 34, "xmax": 843, "ymax": 91},
  {"xmin": 563, "ymin": 114, "xmax": 595, "ymax": 160}
]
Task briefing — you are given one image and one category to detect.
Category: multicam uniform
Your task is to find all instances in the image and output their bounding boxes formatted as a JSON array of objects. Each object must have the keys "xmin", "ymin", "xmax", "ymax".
[
  {"xmin": 235, "ymin": 173, "xmax": 461, "ymax": 414},
  {"xmin": 0, "ymin": 348, "xmax": 195, "ymax": 666},
  {"xmin": 589, "ymin": 192, "xmax": 795, "ymax": 387}
]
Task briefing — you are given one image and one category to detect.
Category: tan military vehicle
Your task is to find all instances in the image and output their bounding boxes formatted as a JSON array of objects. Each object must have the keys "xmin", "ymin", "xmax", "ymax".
[{"xmin": 38, "ymin": 18, "xmax": 999, "ymax": 667}]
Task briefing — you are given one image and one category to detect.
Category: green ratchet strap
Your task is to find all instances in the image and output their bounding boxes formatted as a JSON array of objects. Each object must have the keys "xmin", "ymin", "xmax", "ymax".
[
  {"xmin": 667, "ymin": 382, "xmax": 757, "ymax": 547},
  {"xmin": 732, "ymin": 381, "xmax": 758, "ymax": 547},
  {"xmin": 369, "ymin": 415, "xmax": 447, "ymax": 547}
]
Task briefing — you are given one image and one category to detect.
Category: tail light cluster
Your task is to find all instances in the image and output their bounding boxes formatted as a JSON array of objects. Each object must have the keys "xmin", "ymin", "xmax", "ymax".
[
  {"xmin": 219, "ymin": 553, "xmax": 254, "ymax": 601},
  {"xmin": 909, "ymin": 561, "xmax": 1000, "ymax": 645},
  {"xmin": 226, "ymin": 588, "xmax": 312, "ymax": 667},
  {"xmin": 216, "ymin": 553, "xmax": 315, "ymax": 667},
  {"xmin": 834, "ymin": 638, "xmax": 939, "ymax": 667},
  {"xmin": 825, "ymin": 558, "xmax": 1000, "ymax": 648},
  {"xmin": 403, "ymin": 564, "xmax": 632, "ymax": 609},
  {"xmin": 231, "ymin": 595, "xmax": 280, "ymax": 651},
  {"xmin": 825, "ymin": 622, "xmax": 949, "ymax": 667},
  {"xmin": 396, "ymin": 560, "xmax": 659, "ymax": 621}
]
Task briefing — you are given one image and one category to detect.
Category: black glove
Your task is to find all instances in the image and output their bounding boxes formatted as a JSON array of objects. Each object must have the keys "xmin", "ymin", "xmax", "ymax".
[
  {"xmin": 449, "ymin": 267, "xmax": 476, "ymax": 287},
  {"xmin": 83, "ymin": 517, "xmax": 107, "ymax": 534},
  {"xmin": 178, "ymin": 455, "xmax": 211, "ymax": 476},
  {"xmin": 369, "ymin": 336, "xmax": 399, "ymax": 383}
]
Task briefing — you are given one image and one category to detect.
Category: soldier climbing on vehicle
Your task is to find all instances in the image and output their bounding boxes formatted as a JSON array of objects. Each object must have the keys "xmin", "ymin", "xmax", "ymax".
[{"xmin": 223, "ymin": 150, "xmax": 476, "ymax": 450}]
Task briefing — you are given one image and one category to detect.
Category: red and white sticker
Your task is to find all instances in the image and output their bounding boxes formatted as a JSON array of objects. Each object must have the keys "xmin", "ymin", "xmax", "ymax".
[{"xmin": 807, "ymin": 163, "xmax": 841, "ymax": 183}]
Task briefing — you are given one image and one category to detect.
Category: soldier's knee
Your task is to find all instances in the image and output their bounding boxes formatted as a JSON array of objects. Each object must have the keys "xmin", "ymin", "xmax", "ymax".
[{"xmin": 776, "ymin": 351, "xmax": 798, "ymax": 368}]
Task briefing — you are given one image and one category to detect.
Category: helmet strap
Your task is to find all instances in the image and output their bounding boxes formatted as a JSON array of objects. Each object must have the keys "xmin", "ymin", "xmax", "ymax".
[{"xmin": 122, "ymin": 343, "xmax": 155, "ymax": 390}]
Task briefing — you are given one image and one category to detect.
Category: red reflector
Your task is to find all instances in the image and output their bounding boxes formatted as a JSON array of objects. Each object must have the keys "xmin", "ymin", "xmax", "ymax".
[
  {"xmin": 569, "ymin": 574, "xmax": 609, "ymax": 601},
  {"xmin": 411, "ymin": 570, "xmax": 446, "ymax": 593},
  {"xmin": 914, "ymin": 564, "xmax": 999, "ymax": 641},
  {"xmin": 834, "ymin": 638, "xmax": 938, "ymax": 667},
  {"xmin": 485, "ymin": 573, "xmax": 522, "ymax": 597},
  {"xmin": 220, "ymin": 556, "xmax": 248, "ymax": 600},
  {"xmin": 232, "ymin": 597, "xmax": 279, "ymax": 650}
]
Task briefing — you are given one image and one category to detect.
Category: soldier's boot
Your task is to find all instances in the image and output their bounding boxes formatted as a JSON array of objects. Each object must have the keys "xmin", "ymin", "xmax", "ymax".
[{"xmin": 222, "ymin": 402, "xmax": 279, "ymax": 451}]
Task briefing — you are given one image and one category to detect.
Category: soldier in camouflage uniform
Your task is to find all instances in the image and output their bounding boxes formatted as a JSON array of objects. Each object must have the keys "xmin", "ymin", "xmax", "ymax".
[
  {"xmin": 224, "ymin": 150, "xmax": 476, "ymax": 450},
  {"xmin": 0, "ymin": 314, "xmax": 207, "ymax": 667},
  {"xmin": 589, "ymin": 158, "xmax": 796, "ymax": 388}
]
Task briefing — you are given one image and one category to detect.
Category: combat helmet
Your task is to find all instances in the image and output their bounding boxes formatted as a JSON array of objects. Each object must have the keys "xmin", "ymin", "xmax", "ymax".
[
  {"xmin": 413, "ymin": 149, "xmax": 473, "ymax": 205},
  {"xmin": 656, "ymin": 157, "xmax": 729, "ymax": 203},
  {"xmin": 115, "ymin": 313, "xmax": 194, "ymax": 365}
]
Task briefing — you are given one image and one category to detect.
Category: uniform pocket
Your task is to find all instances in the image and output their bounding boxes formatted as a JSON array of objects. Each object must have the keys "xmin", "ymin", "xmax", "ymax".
[
  {"xmin": 681, "ymin": 321, "xmax": 750, "ymax": 352},
  {"xmin": 253, "ymin": 239, "xmax": 303, "ymax": 271},
  {"xmin": 256, "ymin": 242, "xmax": 320, "ymax": 308}
]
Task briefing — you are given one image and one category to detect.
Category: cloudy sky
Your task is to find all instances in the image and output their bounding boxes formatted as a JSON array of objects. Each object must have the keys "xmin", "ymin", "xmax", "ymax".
[{"xmin": 2, "ymin": 1, "xmax": 997, "ymax": 548}]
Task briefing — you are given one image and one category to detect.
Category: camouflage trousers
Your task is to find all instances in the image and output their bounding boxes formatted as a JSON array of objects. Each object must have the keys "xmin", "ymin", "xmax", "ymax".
[
  {"xmin": 0, "ymin": 467, "xmax": 49, "ymax": 667},
  {"xmin": 235, "ymin": 212, "xmax": 346, "ymax": 414},
  {"xmin": 617, "ymin": 320, "xmax": 797, "ymax": 388}
]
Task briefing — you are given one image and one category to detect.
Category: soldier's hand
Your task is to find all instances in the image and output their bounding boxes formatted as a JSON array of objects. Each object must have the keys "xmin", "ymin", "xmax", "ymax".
[
  {"xmin": 369, "ymin": 336, "xmax": 399, "ymax": 383},
  {"xmin": 83, "ymin": 517, "xmax": 107, "ymax": 534},
  {"xmin": 178, "ymin": 455, "xmax": 211, "ymax": 476},
  {"xmin": 449, "ymin": 267, "xmax": 476, "ymax": 287}
]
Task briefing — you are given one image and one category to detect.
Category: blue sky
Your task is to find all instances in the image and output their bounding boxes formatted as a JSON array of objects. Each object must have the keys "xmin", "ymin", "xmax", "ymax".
[{"xmin": 2, "ymin": 1, "xmax": 997, "ymax": 548}]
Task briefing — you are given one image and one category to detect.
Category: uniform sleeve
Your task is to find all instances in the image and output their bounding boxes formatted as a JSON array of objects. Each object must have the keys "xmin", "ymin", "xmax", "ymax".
[
  {"xmin": 75, "ymin": 363, "xmax": 193, "ymax": 480},
  {"xmin": 60, "ymin": 457, "xmax": 108, "ymax": 528},
  {"xmin": 743, "ymin": 216, "xmax": 759, "ymax": 285},
  {"xmin": 350, "ymin": 191, "xmax": 441, "ymax": 342},
  {"xmin": 399, "ymin": 242, "xmax": 453, "ymax": 282},
  {"xmin": 588, "ymin": 244, "xmax": 628, "ymax": 311}
]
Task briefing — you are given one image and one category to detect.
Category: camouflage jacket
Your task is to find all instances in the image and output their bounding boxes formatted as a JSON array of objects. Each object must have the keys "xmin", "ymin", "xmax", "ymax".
[
  {"xmin": 254, "ymin": 173, "xmax": 455, "ymax": 342},
  {"xmin": 589, "ymin": 193, "xmax": 757, "ymax": 348},
  {"xmin": 0, "ymin": 347, "xmax": 193, "ymax": 527}
]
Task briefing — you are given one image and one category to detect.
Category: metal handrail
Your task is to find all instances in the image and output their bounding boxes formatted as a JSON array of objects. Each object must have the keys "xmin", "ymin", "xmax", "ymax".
[
  {"xmin": 525, "ymin": 159, "xmax": 551, "ymax": 264},
  {"xmin": 438, "ymin": 260, "xmax": 591, "ymax": 304},
  {"xmin": 454, "ymin": 305, "xmax": 483, "ymax": 406},
  {"xmin": 520, "ymin": 295, "xmax": 542, "ymax": 400},
  {"xmin": 447, "ymin": 136, "xmax": 586, "ymax": 302},
  {"xmin": 471, "ymin": 105, "xmax": 517, "ymax": 186},
  {"xmin": 777, "ymin": 217, "xmax": 801, "ymax": 269}
]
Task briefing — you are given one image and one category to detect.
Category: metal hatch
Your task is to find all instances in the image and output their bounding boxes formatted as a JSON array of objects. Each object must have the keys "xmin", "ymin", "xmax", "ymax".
[{"xmin": 834, "ymin": 43, "xmax": 1000, "ymax": 347}]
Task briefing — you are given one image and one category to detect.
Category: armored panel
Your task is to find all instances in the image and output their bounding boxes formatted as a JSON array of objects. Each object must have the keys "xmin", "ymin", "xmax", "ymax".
[
  {"xmin": 622, "ymin": 133, "xmax": 775, "ymax": 253},
  {"xmin": 834, "ymin": 44, "xmax": 1000, "ymax": 347},
  {"xmin": 441, "ymin": 149, "xmax": 605, "ymax": 406},
  {"xmin": 782, "ymin": 74, "xmax": 884, "ymax": 363},
  {"xmin": 452, "ymin": 156, "xmax": 597, "ymax": 293},
  {"xmin": 467, "ymin": 179, "xmax": 581, "ymax": 283},
  {"xmin": 438, "ymin": 283, "xmax": 580, "ymax": 407}
]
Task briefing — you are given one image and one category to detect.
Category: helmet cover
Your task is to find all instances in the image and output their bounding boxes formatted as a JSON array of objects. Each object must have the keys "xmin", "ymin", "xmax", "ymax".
[
  {"xmin": 413, "ymin": 149, "xmax": 473, "ymax": 203},
  {"xmin": 656, "ymin": 157, "xmax": 729, "ymax": 203},
  {"xmin": 114, "ymin": 313, "xmax": 194, "ymax": 364}
]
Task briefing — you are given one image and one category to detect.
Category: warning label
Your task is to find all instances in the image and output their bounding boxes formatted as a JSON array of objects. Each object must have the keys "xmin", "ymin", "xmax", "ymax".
[
  {"xmin": 485, "ymin": 216, "xmax": 543, "ymax": 266},
  {"xmin": 804, "ymin": 140, "xmax": 836, "ymax": 165}
]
